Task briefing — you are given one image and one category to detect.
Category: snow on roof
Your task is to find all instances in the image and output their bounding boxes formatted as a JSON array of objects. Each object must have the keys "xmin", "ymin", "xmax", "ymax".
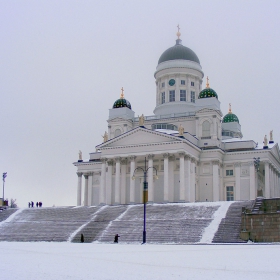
[{"xmin": 155, "ymin": 129, "xmax": 178, "ymax": 135}]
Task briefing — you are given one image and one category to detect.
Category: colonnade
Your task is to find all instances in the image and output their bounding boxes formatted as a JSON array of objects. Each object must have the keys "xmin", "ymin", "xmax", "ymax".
[{"xmin": 76, "ymin": 152, "xmax": 198, "ymax": 206}]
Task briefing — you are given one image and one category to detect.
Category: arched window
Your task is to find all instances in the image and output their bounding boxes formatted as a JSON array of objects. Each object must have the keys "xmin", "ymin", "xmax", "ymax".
[
  {"xmin": 202, "ymin": 121, "xmax": 210, "ymax": 137},
  {"xmin": 114, "ymin": 129, "xmax": 121, "ymax": 137}
]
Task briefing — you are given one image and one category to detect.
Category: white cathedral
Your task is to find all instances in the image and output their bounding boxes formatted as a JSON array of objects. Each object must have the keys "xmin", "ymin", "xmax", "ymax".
[{"xmin": 74, "ymin": 29, "xmax": 280, "ymax": 206}]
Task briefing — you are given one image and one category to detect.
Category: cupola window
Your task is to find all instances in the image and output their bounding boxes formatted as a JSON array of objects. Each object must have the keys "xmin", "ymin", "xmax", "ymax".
[
  {"xmin": 191, "ymin": 81, "xmax": 194, "ymax": 86},
  {"xmin": 169, "ymin": 90, "xmax": 175, "ymax": 102},
  {"xmin": 162, "ymin": 82, "xmax": 165, "ymax": 88},
  {"xmin": 181, "ymin": 80, "xmax": 185, "ymax": 85},
  {"xmin": 180, "ymin": 90, "xmax": 186, "ymax": 101},
  {"xmin": 161, "ymin": 92, "xmax": 165, "ymax": 104},
  {"xmin": 191, "ymin": 91, "xmax": 195, "ymax": 103}
]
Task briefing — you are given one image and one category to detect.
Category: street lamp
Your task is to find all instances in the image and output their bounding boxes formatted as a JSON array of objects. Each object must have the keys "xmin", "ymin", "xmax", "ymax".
[
  {"xmin": 254, "ymin": 157, "xmax": 260, "ymax": 197},
  {"xmin": 2, "ymin": 172, "xmax": 7, "ymax": 206},
  {"xmin": 132, "ymin": 157, "xmax": 158, "ymax": 244}
]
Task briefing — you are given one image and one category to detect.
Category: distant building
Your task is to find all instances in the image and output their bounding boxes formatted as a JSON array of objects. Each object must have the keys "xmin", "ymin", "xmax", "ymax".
[{"xmin": 74, "ymin": 29, "xmax": 280, "ymax": 206}]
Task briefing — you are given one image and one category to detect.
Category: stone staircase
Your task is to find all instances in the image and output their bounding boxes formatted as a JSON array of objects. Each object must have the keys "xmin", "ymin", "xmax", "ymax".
[
  {"xmin": 0, "ymin": 207, "xmax": 99, "ymax": 242},
  {"xmin": 0, "ymin": 202, "xmax": 250, "ymax": 244},
  {"xmin": 251, "ymin": 197, "xmax": 264, "ymax": 213},
  {"xmin": 95, "ymin": 204, "xmax": 219, "ymax": 243},
  {"xmin": 212, "ymin": 200, "xmax": 253, "ymax": 243}
]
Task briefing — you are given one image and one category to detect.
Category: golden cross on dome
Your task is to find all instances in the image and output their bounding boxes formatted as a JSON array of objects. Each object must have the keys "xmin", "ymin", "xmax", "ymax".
[
  {"xmin": 120, "ymin": 87, "xmax": 124, "ymax": 99},
  {"xmin": 206, "ymin": 76, "xmax": 210, "ymax": 88},
  {"xmin": 176, "ymin": 24, "xmax": 181, "ymax": 39},
  {"xmin": 229, "ymin": 103, "xmax": 232, "ymax": 114}
]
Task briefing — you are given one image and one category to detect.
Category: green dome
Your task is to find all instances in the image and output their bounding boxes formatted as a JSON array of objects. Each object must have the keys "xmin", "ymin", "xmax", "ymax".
[
  {"xmin": 158, "ymin": 39, "xmax": 200, "ymax": 64},
  {"xmin": 223, "ymin": 113, "xmax": 239, "ymax": 123},
  {"xmin": 198, "ymin": 88, "xmax": 218, "ymax": 99},
  {"xmin": 113, "ymin": 98, "xmax": 132, "ymax": 109}
]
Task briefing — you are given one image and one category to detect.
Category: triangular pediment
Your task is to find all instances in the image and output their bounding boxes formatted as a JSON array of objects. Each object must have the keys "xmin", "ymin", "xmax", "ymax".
[
  {"xmin": 196, "ymin": 108, "xmax": 222, "ymax": 117},
  {"xmin": 271, "ymin": 143, "xmax": 280, "ymax": 162},
  {"xmin": 97, "ymin": 127, "xmax": 183, "ymax": 149}
]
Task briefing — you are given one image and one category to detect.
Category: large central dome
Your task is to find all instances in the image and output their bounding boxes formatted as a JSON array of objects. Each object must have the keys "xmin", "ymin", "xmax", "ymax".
[{"xmin": 158, "ymin": 39, "xmax": 200, "ymax": 65}]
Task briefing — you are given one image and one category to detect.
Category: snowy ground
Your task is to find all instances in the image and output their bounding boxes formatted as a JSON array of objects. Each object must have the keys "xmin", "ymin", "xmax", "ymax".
[{"xmin": 0, "ymin": 242, "xmax": 279, "ymax": 280}]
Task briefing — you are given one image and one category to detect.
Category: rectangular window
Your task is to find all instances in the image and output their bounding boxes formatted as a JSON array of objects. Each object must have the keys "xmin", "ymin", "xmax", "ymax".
[
  {"xmin": 226, "ymin": 186, "xmax": 234, "ymax": 201},
  {"xmin": 181, "ymin": 80, "xmax": 185, "ymax": 85},
  {"xmin": 169, "ymin": 90, "xmax": 175, "ymax": 102},
  {"xmin": 162, "ymin": 82, "xmax": 165, "ymax": 88},
  {"xmin": 226, "ymin": 170, "xmax": 233, "ymax": 176},
  {"xmin": 161, "ymin": 92, "xmax": 165, "ymax": 104},
  {"xmin": 191, "ymin": 81, "xmax": 194, "ymax": 86},
  {"xmin": 180, "ymin": 90, "xmax": 186, "ymax": 101},
  {"xmin": 191, "ymin": 91, "xmax": 195, "ymax": 103}
]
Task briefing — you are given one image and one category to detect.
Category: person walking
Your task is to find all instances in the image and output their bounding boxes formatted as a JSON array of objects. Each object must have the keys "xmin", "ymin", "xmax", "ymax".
[{"xmin": 114, "ymin": 234, "xmax": 120, "ymax": 243}]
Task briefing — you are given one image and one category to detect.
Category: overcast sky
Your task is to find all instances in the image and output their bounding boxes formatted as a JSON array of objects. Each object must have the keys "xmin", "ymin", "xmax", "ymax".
[{"xmin": 1, "ymin": 0, "xmax": 280, "ymax": 207}]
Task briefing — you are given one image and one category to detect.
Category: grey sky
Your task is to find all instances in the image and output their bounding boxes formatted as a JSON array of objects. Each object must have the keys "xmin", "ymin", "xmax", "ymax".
[{"xmin": 1, "ymin": 0, "xmax": 279, "ymax": 207}]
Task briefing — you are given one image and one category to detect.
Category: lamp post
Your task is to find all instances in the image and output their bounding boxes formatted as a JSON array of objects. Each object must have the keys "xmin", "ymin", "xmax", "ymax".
[
  {"xmin": 254, "ymin": 157, "xmax": 260, "ymax": 196},
  {"xmin": 132, "ymin": 157, "xmax": 158, "ymax": 244},
  {"xmin": 2, "ymin": 172, "xmax": 7, "ymax": 206}
]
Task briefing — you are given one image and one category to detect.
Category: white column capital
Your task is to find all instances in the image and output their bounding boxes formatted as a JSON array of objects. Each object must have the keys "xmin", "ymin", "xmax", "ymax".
[
  {"xmin": 129, "ymin": 155, "xmax": 137, "ymax": 162},
  {"xmin": 100, "ymin": 158, "xmax": 107, "ymax": 164},
  {"xmin": 107, "ymin": 159, "xmax": 114, "ymax": 166},
  {"xmin": 234, "ymin": 162, "xmax": 241, "ymax": 167},
  {"xmin": 77, "ymin": 172, "xmax": 83, "ymax": 177},
  {"xmin": 115, "ymin": 156, "xmax": 121, "ymax": 163},
  {"xmin": 178, "ymin": 151, "xmax": 185, "ymax": 157},
  {"xmin": 147, "ymin": 154, "xmax": 155, "ymax": 160},
  {"xmin": 184, "ymin": 154, "xmax": 191, "ymax": 161},
  {"xmin": 211, "ymin": 160, "xmax": 220, "ymax": 166},
  {"xmin": 163, "ymin": 153, "xmax": 169, "ymax": 159}
]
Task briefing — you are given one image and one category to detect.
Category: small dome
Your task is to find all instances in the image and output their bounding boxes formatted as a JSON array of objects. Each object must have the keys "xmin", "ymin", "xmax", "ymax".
[
  {"xmin": 198, "ymin": 88, "xmax": 218, "ymax": 99},
  {"xmin": 113, "ymin": 98, "xmax": 131, "ymax": 109},
  {"xmin": 198, "ymin": 77, "xmax": 218, "ymax": 99},
  {"xmin": 158, "ymin": 39, "xmax": 200, "ymax": 65},
  {"xmin": 223, "ymin": 113, "xmax": 239, "ymax": 123},
  {"xmin": 223, "ymin": 104, "xmax": 239, "ymax": 123}
]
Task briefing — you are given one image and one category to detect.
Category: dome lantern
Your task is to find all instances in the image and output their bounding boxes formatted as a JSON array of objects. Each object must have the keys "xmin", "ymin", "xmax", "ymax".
[
  {"xmin": 223, "ymin": 103, "xmax": 239, "ymax": 123},
  {"xmin": 112, "ymin": 87, "xmax": 132, "ymax": 109},
  {"xmin": 198, "ymin": 77, "xmax": 218, "ymax": 99}
]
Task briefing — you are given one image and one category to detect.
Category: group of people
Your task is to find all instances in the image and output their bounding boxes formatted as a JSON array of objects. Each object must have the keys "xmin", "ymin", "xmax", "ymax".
[{"xmin": 28, "ymin": 201, "xmax": 43, "ymax": 208}]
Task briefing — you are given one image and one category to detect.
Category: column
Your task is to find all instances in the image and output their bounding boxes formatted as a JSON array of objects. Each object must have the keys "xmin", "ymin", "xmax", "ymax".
[
  {"xmin": 190, "ymin": 158, "xmax": 196, "ymax": 202},
  {"xmin": 234, "ymin": 162, "xmax": 241, "ymax": 200},
  {"xmin": 108, "ymin": 125, "xmax": 111, "ymax": 139},
  {"xmin": 179, "ymin": 152, "xmax": 185, "ymax": 202},
  {"xmin": 88, "ymin": 172, "xmax": 93, "ymax": 206},
  {"xmin": 249, "ymin": 161, "xmax": 256, "ymax": 200},
  {"xmin": 175, "ymin": 75, "xmax": 179, "ymax": 101},
  {"xmin": 121, "ymin": 158, "xmax": 127, "ymax": 204},
  {"xmin": 264, "ymin": 161, "xmax": 270, "ymax": 198},
  {"xmin": 212, "ymin": 160, "xmax": 219, "ymax": 201},
  {"xmin": 83, "ymin": 173, "xmax": 89, "ymax": 206},
  {"xmin": 169, "ymin": 155, "xmax": 175, "ymax": 202},
  {"xmin": 185, "ymin": 155, "xmax": 191, "ymax": 202},
  {"xmin": 115, "ymin": 157, "xmax": 121, "ymax": 204},
  {"xmin": 219, "ymin": 163, "xmax": 224, "ymax": 200},
  {"xmin": 106, "ymin": 160, "xmax": 114, "ymax": 205},
  {"xmin": 77, "ymin": 172, "xmax": 82, "ymax": 206},
  {"xmin": 129, "ymin": 156, "xmax": 136, "ymax": 204},
  {"xmin": 163, "ymin": 153, "xmax": 169, "ymax": 202},
  {"xmin": 148, "ymin": 154, "xmax": 155, "ymax": 203},
  {"xmin": 99, "ymin": 158, "xmax": 107, "ymax": 205}
]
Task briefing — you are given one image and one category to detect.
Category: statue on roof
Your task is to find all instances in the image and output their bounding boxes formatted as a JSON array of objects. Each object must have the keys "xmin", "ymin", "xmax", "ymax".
[
  {"xmin": 78, "ymin": 150, "xmax": 82, "ymax": 160},
  {"xmin": 263, "ymin": 135, "xmax": 268, "ymax": 147},
  {"xmin": 270, "ymin": 130, "xmax": 273, "ymax": 142},
  {"xmin": 102, "ymin": 131, "xmax": 108, "ymax": 142},
  {"xmin": 178, "ymin": 124, "xmax": 184, "ymax": 136},
  {"xmin": 139, "ymin": 114, "xmax": 145, "ymax": 126}
]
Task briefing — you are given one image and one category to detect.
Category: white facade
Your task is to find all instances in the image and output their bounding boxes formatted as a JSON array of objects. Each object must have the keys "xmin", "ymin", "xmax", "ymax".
[{"xmin": 74, "ymin": 36, "xmax": 280, "ymax": 206}]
